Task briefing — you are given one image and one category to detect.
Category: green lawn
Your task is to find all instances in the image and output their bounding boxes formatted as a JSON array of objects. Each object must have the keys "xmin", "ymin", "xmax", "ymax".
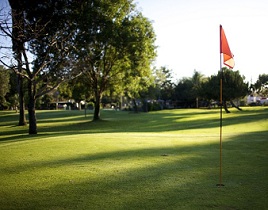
[{"xmin": 0, "ymin": 107, "xmax": 267, "ymax": 210}]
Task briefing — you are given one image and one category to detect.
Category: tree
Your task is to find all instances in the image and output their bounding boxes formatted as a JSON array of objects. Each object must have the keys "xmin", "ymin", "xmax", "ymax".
[
  {"xmin": 201, "ymin": 68, "xmax": 248, "ymax": 113},
  {"xmin": 158, "ymin": 67, "xmax": 175, "ymax": 101},
  {"xmin": 173, "ymin": 70, "xmax": 205, "ymax": 108},
  {"xmin": 0, "ymin": 0, "xmax": 27, "ymax": 124},
  {"xmin": 75, "ymin": 0, "xmax": 156, "ymax": 120},
  {"xmin": 66, "ymin": 76, "xmax": 94, "ymax": 110},
  {"xmin": 2, "ymin": 68, "xmax": 20, "ymax": 110},
  {"xmin": 174, "ymin": 77, "xmax": 195, "ymax": 108},
  {"xmin": 254, "ymin": 74, "xmax": 268, "ymax": 97},
  {"xmin": 1, "ymin": 0, "xmax": 81, "ymax": 134},
  {"xmin": 191, "ymin": 70, "xmax": 206, "ymax": 108},
  {"xmin": 0, "ymin": 65, "xmax": 10, "ymax": 108},
  {"xmin": 144, "ymin": 66, "xmax": 173, "ymax": 101}
]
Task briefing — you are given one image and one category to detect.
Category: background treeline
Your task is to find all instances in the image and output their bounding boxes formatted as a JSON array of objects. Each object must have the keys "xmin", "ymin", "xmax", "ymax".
[{"xmin": 1, "ymin": 64, "xmax": 267, "ymax": 112}]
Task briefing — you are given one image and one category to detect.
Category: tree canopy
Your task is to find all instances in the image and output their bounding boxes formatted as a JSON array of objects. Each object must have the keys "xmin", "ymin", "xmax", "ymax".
[
  {"xmin": 0, "ymin": 65, "xmax": 10, "ymax": 107},
  {"xmin": 253, "ymin": 74, "xmax": 268, "ymax": 97},
  {"xmin": 200, "ymin": 68, "xmax": 248, "ymax": 112},
  {"xmin": 2, "ymin": 0, "xmax": 82, "ymax": 133},
  {"xmin": 74, "ymin": 0, "xmax": 156, "ymax": 120}
]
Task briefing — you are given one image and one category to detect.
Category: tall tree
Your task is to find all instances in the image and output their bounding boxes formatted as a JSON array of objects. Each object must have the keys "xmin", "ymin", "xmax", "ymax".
[
  {"xmin": 174, "ymin": 77, "xmax": 195, "ymax": 108},
  {"xmin": 2, "ymin": 0, "xmax": 81, "ymax": 134},
  {"xmin": 157, "ymin": 67, "xmax": 175, "ymax": 101},
  {"xmin": 201, "ymin": 68, "xmax": 248, "ymax": 113},
  {"xmin": 191, "ymin": 70, "xmax": 205, "ymax": 108},
  {"xmin": 173, "ymin": 70, "xmax": 206, "ymax": 108},
  {"xmin": 145, "ymin": 66, "xmax": 173, "ymax": 101},
  {"xmin": 75, "ymin": 0, "xmax": 156, "ymax": 120},
  {"xmin": 0, "ymin": 0, "xmax": 27, "ymax": 124}
]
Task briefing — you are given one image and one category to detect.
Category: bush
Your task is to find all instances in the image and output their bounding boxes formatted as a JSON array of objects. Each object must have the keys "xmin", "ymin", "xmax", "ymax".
[
  {"xmin": 147, "ymin": 102, "xmax": 162, "ymax": 111},
  {"xmin": 87, "ymin": 102, "xmax": 94, "ymax": 110}
]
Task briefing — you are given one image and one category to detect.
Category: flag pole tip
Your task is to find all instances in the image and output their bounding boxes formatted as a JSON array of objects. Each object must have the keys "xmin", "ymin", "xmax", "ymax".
[{"xmin": 216, "ymin": 184, "xmax": 225, "ymax": 187}]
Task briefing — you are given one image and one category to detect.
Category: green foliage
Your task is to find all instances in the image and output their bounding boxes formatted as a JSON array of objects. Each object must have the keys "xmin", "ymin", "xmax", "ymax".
[
  {"xmin": 158, "ymin": 67, "xmax": 175, "ymax": 100},
  {"xmin": 254, "ymin": 73, "xmax": 268, "ymax": 96},
  {"xmin": 6, "ymin": 0, "xmax": 83, "ymax": 133},
  {"xmin": 191, "ymin": 70, "xmax": 206, "ymax": 97},
  {"xmin": 175, "ymin": 77, "xmax": 195, "ymax": 106},
  {"xmin": 173, "ymin": 70, "xmax": 206, "ymax": 108},
  {"xmin": 0, "ymin": 65, "xmax": 10, "ymax": 106},
  {"xmin": 4, "ymin": 70, "xmax": 22, "ymax": 110},
  {"xmin": 74, "ymin": 0, "xmax": 156, "ymax": 120},
  {"xmin": 39, "ymin": 94, "xmax": 53, "ymax": 109},
  {"xmin": 58, "ymin": 82, "xmax": 73, "ymax": 100},
  {"xmin": 121, "ymin": 14, "xmax": 156, "ymax": 98},
  {"xmin": 142, "ymin": 66, "xmax": 175, "ymax": 102},
  {"xmin": 147, "ymin": 101, "xmax": 162, "ymax": 111},
  {"xmin": 201, "ymin": 68, "xmax": 248, "ymax": 101}
]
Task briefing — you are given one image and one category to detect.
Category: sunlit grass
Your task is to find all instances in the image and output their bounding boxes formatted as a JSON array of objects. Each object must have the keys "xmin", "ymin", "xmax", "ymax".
[{"xmin": 0, "ymin": 107, "xmax": 267, "ymax": 209}]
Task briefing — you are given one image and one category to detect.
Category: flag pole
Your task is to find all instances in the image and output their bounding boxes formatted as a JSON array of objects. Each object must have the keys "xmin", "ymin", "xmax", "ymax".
[
  {"xmin": 217, "ymin": 24, "xmax": 234, "ymax": 187},
  {"xmin": 217, "ymin": 25, "xmax": 224, "ymax": 187}
]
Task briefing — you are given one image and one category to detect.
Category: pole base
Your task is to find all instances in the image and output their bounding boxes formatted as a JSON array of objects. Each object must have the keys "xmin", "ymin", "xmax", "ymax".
[{"xmin": 216, "ymin": 184, "xmax": 225, "ymax": 187}]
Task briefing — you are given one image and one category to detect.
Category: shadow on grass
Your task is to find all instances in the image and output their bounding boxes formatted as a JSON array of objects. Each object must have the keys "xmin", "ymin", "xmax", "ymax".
[
  {"xmin": 1, "ymin": 109, "xmax": 267, "ymax": 209},
  {"xmin": 1, "ymin": 130, "xmax": 267, "ymax": 209},
  {"xmin": 0, "ymin": 108, "xmax": 268, "ymax": 142},
  {"xmin": 40, "ymin": 108, "xmax": 268, "ymax": 133}
]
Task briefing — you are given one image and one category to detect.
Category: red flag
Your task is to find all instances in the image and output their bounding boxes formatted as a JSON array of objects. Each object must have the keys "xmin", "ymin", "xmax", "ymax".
[{"xmin": 220, "ymin": 25, "xmax": 234, "ymax": 69}]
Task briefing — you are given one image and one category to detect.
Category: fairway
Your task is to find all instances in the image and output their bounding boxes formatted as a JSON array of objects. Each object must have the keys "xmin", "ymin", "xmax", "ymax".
[{"xmin": 0, "ymin": 108, "xmax": 267, "ymax": 209}]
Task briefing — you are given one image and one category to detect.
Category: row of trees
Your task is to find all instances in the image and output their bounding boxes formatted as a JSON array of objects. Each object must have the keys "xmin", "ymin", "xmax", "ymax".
[
  {"xmin": 0, "ymin": 0, "xmax": 156, "ymax": 134},
  {"xmin": 2, "ymin": 62, "xmax": 267, "ymax": 110},
  {"xmin": 147, "ymin": 68, "xmax": 267, "ymax": 113}
]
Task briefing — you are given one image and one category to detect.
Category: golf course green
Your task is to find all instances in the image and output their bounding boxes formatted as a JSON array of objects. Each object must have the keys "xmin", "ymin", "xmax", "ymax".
[{"xmin": 0, "ymin": 107, "xmax": 267, "ymax": 209}]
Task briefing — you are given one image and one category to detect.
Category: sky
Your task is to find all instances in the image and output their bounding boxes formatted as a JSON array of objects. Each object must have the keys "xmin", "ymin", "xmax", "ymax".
[{"xmin": 134, "ymin": 0, "xmax": 268, "ymax": 83}]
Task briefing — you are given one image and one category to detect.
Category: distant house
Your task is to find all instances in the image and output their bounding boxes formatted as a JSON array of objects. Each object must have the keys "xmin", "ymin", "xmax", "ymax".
[
  {"xmin": 247, "ymin": 95, "xmax": 258, "ymax": 105},
  {"xmin": 247, "ymin": 95, "xmax": 268, "ymax": 106}
]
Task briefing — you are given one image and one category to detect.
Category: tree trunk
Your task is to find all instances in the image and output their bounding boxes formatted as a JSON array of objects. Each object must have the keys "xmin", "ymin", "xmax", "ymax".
[
  {"xmin": 93, "ymin": 91, "xmax": 101, "ymax": 121},
  {"xmin": 142, "ymin": 99, "xmax": 148, "ymax": 112},
  {"xmin": 28, "ymin": 99, "xmax": 37, "ymax": 134},
  {"xmin": 18, "ymin": 71, "xmax": 27, "ymax": 126},
  {"xmin": 10, "ymin": 0, "xmax": 27, "ymax": 125},
  {"xmin": 223, "ymin": 101, "xmax": 230, "ymax": 113},
  {"xmin": 28, "ymin": 80, "xmax": 37, "ymax": 134},
  {"xmin": 132, "ymin": 99, "xmax": 138, "ymax": 113},
  {"xmin": 230, "ymin": 100, "xmax": 243, "ymax": 111}
]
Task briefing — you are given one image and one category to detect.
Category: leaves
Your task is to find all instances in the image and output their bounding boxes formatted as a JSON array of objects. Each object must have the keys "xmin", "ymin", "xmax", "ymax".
[
  {"xmin": 201, "ymin": 68, "xmax": 248, "ymax": 102},
  {"xmin": 74, "ymin": 0, "xmax": 156, "ymax": 119}
]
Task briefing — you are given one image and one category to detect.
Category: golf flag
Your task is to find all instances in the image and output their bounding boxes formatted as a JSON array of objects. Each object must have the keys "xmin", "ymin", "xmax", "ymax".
[{"xmin": 220, "ymin": 25, "xmax": 234, "ymax": 69}]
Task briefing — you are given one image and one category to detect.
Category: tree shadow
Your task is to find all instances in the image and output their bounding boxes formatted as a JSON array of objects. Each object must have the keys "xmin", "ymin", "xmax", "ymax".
[
  {"xmin": 41, "ymin": 108, "xmax": 268, "ymax": 134},
  {"xmin": 1, "ymin": 108, "xmax": 267, "ymax": 142},
  {"xmin": 1, "ymin": 130, "xmax": 267, "ymax": 209}
]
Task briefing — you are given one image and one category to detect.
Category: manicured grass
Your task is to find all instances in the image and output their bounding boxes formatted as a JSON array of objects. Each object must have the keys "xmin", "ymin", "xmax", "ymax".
[{"xmin": 0, "ymin": 107, "xmax": 267, "ymax": 209}]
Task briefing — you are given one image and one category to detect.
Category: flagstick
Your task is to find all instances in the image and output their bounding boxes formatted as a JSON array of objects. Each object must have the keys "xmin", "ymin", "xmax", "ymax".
[
  {"xmin": 217, "ymin": 64, "xmax": 224, "ymax": 187},
  {"xmin": 217, "ymin": 25, "xmax": 224, "ymax": 187}
]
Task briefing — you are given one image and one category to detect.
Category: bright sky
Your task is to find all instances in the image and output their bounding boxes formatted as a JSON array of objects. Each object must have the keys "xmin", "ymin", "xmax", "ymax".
[{"xmin": 135, "ymin": 0, "xmax": 268, "ymax": 83}]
